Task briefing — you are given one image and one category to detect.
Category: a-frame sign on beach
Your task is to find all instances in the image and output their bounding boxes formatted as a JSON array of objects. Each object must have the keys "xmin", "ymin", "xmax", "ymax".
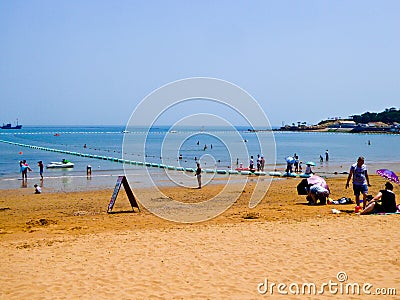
[{"xmin": 107, "ymin": 176, "xmax": 140, "ymax": 213}]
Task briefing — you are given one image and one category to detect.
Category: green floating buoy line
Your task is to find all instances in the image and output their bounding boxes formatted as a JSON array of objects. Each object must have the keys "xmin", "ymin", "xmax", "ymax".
[{"xmin": 0, "ymin": 139, "xmax": 311, "ymax": 178}]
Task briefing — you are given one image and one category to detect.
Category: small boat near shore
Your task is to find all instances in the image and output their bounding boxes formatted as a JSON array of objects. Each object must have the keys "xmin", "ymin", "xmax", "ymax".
[{"xmin": 46, "ymin": 159, "xmax": 74, "ymax": 169}]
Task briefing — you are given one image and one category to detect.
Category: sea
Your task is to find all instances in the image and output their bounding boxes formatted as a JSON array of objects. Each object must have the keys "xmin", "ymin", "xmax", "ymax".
[{"xmin": 0, "ymin": 125, "xmax": 399, "ymax": 191}]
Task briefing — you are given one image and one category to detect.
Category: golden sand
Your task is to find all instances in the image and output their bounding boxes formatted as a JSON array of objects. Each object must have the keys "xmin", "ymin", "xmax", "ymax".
[{"xmin": 0, "ymin": 174, "xmax": 399, "ymax": 299}]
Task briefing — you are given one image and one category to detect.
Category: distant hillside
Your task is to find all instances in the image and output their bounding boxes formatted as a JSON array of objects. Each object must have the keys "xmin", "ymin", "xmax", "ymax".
[{"xmin": 350, "ymin": 107, "xmax": 400, "ymax": 124}]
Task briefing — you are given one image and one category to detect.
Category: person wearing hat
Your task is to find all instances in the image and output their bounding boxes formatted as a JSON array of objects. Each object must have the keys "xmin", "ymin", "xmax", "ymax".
[{"xmin": 361, "ymin": 182, "xmax": 397, "ymax": 214}]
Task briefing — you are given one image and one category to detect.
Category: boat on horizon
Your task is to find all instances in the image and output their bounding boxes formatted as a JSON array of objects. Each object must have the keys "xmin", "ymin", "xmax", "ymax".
[{"xmin": 1, "ymin": 119, "xmax": 22, "ymax": 129}]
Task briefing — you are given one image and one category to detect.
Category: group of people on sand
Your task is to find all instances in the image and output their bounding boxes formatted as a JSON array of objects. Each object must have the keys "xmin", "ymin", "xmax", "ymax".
[
  {"xmin": 286, "ymin": 153, "xmax": 317, "ymax": 174},
  {"xmin": 288, "ymin": 151, "xmax": 331, "ymax": 174},
  {"xmin": 19, "ymin": 160, "xmax": 44, "ymax": 193},
  {"xmin": 346, "ymin": 156, "xmax": 397, "ymax": 215},
  {"xmin": 306, "ymin": 156, "xmax": 398, "ymax": 215}
]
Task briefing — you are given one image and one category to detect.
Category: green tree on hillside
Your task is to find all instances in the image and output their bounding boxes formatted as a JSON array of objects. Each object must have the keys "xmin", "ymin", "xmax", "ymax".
[{"xmin": 351, "ymin": 107, "xmax": 400, "ymax": 124}]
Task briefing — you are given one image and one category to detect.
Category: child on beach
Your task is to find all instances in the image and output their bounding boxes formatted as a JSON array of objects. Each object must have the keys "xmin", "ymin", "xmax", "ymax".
[{"xmin": 34, "ymin": 184, "xmax": 41, "ymax": 194}]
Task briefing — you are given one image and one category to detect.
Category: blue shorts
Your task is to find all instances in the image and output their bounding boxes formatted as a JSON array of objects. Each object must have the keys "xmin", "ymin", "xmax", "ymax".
[{"xmin": 353, "ymin": 184, "xmax": 368, "ymax": 196}]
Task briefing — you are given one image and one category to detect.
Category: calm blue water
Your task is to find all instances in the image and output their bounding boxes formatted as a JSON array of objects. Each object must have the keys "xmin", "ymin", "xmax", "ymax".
[{"xmin": 0, "ymin": 126, "xmax": 399, "ymax": 190}]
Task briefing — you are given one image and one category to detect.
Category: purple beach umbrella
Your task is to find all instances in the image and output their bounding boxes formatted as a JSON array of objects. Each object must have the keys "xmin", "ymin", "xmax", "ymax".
[{"xmin": 376, "ymin": 169, "xmax": 399, "ymax": 184}]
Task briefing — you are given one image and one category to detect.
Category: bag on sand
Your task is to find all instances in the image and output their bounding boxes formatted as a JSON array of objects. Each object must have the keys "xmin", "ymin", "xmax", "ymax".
[{"xmin": 330, "ymin": 197, "xmax": 353, "ymax": 205}]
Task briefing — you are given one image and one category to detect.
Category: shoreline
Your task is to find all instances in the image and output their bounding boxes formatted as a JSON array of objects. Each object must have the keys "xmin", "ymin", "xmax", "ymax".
[{"xmin": 1, "ymin": 158, "xmax": 399, "ymax": 192}]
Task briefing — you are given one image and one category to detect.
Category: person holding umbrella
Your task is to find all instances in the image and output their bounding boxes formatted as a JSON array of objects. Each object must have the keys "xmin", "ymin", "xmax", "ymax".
[
  {"xmin": 345, "ymin": 156, "xmax": 371, "ymax": 209},
  {"xmin": 285, "ymin": 156, "xmax": 295, "ymax": 173}
]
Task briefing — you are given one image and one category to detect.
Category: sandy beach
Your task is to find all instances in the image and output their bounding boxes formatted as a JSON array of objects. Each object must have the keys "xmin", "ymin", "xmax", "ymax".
[{"xmin": 1, "ymin": 174, "xmax": 399, "ymax": 299}]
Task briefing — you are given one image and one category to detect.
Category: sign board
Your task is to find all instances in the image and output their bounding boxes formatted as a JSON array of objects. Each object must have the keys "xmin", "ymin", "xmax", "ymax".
[{"xmin": 107, "ymin": 176, "xmax": 140, "ymax": 213}]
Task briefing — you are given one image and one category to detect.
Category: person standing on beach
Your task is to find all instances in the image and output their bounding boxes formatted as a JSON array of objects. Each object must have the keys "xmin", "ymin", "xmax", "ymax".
[
  {"xmin": 260, "ymin": 156, "xmax": 265, "ymax": 172},
  {"xmin": 249, "ymin": 156, "xmax": 254, "ymax": 170},
  {"xmin": 38, "ymin": 161, "xmax": 44, "ymax": 180},
  {"xmin": 294, "ymin": 154, "xmax": 299, "ymax": 172},
  {"xmin": 345, "ymin": 156, "xmax": 371, "ymax": 208},
  {"xmin": 34, "ymin": 184, "xmax": 42, "ymax": 194},
  {"xmin": 20, "ymin": 160, "xmax": 32, "ymax": 180},
  {"xmin": 19, "ymin": 161, "xmax": 24, "ymax": 179},
  {"xmin": 256, "ymin": 154, "xmax": 261, "ymax": 171},
  {"xmin": 195, "ymin": 162, "xmax": 202, "ymax": 189},
  {"xmin": 325, "ymin": 150, "xmax": 329, "ymax": 162},
  {"xmin": 361, "ymin": 182, "xmax": 397, "ymax": 215}
]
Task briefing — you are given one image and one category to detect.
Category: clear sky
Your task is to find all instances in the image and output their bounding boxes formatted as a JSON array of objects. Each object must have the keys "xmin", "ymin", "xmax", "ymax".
[{"xmin": 0, "ymin": 0, "xmax": 399, "ymax": 126}]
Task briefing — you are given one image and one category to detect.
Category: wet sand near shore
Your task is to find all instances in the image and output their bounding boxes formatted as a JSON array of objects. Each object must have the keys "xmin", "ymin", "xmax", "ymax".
[{"xmin": 0, "ymin": 174, "xmax": 399, "ymax": 299}]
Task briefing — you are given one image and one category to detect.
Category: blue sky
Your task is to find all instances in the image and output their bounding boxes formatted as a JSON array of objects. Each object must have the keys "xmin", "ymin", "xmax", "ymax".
[{"xmin": 0, "ymin": 0, "xmax": 399, "ymax": 126}]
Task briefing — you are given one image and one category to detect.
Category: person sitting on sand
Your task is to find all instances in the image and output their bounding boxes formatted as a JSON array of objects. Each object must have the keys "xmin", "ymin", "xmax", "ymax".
[
  {"xmin": 34, "ymin": 184, "xmax": 41, "ymax": 194},
  {"xmin": 307, "ymin": 184, "xmax": 329, "ymax": 205},
  {"xmin": 361, "ymin": 182, "xmax": 397, "ymax": 215},
  {"xmin": 305, "ymin": 163, "xmax": 313, "ymax": 175}
]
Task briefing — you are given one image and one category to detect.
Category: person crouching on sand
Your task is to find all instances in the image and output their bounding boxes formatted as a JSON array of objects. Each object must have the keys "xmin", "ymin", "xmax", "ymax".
[
  {"xmin": 307, "ymin": 184, "xmax": 329, "ymax": 205},
  {"xmin": 34, "ymin": 184, "xmax": 41, "ymax": 194}
]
